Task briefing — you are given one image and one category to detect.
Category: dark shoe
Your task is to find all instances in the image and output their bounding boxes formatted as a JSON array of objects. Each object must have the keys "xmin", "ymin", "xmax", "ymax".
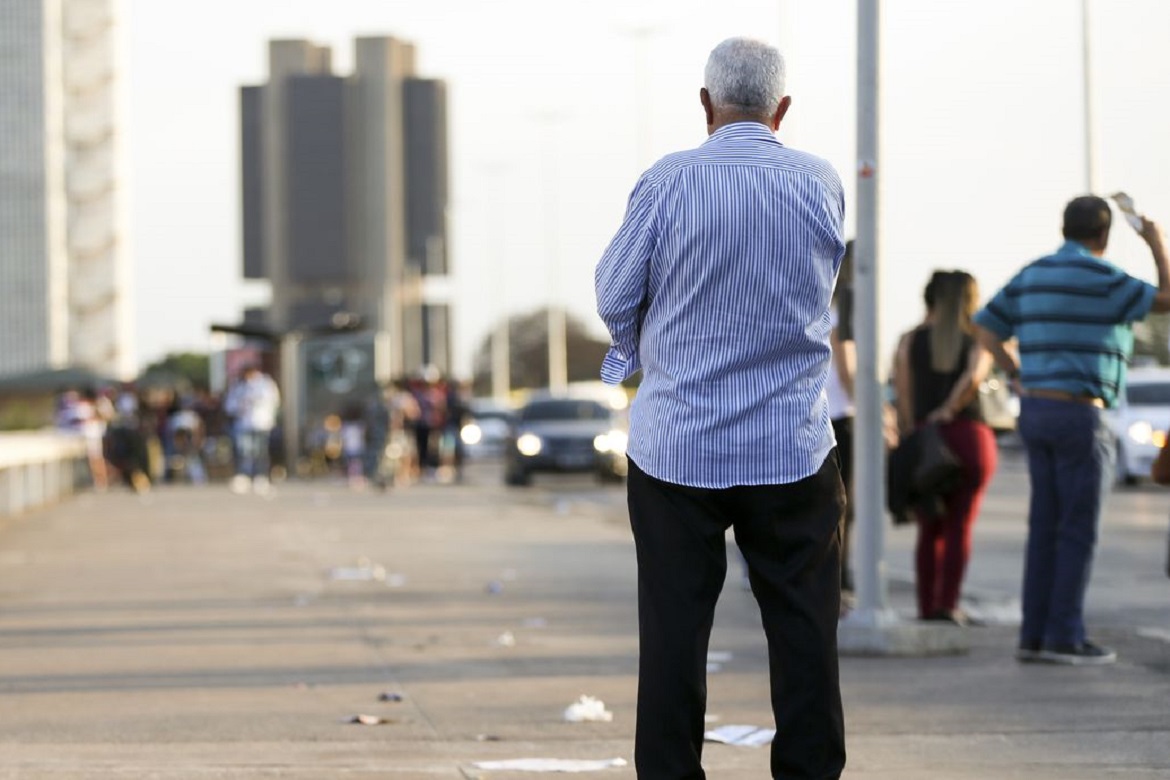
[
  {"xmin": 1015, "ymin": 641, "xmax": 1043, "ymax": 663},
  {"xmin": 1037, "ymin": 641, "xmax": 1116, "ymax": 666}
]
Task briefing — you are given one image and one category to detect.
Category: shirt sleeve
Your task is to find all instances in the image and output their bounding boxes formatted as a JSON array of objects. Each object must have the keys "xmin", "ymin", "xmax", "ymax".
[
  {"xmin": 1114, "ymin": 274, "xmax": 1157, "ymax": 324},
  {"xmin": 973, "ymin": 282, "xmax": 1018, "ymax": 340},
  {"xmin": 595, "ymin": 174, "xmax": 659, "ymax": 385}
]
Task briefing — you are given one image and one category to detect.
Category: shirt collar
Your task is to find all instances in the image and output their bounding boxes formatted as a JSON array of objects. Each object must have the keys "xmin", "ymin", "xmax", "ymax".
[
  {"xmin": 1057, "ymin": 240, "xmax": 1099, "ymax": 259},
  {"xmin": 703, "ymin": 121, "xmax": 781, "ymax": 146}
]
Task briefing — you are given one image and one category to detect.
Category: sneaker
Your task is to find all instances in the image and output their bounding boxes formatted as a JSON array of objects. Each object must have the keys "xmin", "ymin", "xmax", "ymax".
[
  {"xmin": 230, "ymin": 474, "xmax": 251, "ymax": 495},
  {"xmin": 1037, "ymin": 641, "xmax": 1116, "ymax": 666},
  {"xmin": 1015, "ymin": 641, "xmax": 1043, "ymax": 663},
  {"xmin": 252, "ymin": 475, "xmax": 272, "ymax": 496}
]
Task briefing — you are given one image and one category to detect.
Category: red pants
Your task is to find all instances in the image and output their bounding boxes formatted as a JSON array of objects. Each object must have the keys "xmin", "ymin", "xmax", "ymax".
[{"xmin": 915, "ymin": 418, "xmax": 998, "ymax": 618}]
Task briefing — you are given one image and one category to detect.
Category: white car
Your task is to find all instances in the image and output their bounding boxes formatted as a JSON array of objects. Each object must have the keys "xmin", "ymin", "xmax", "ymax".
[{"xmin": 1109, "ymin": 367, "xmax": 1170, "ymax": 485}]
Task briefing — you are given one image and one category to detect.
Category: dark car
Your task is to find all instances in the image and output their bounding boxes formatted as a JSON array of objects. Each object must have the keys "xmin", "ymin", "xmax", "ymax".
[{"xmin": 503, "ymin": 396, "xmax": 628, "ymax": 486}]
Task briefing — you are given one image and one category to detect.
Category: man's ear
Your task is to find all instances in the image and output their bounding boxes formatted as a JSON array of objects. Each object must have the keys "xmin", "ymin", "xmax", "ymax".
[
  {"xmin": 771, "ymin": 95, "xmax": 793, "ymax": 131},
  {"xmin": 700, "ymin": 88, "xmax": 714, "ymax": 128}
]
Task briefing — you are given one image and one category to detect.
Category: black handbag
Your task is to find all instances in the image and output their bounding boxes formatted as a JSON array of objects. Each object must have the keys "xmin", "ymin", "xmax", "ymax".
[
  {"xmin": 913, "ymin": 422, "xmax": 964, "ymax": 499},
  {"xmin": 887, "ymin": 423, "xmax": 964, "ymax": 525}
]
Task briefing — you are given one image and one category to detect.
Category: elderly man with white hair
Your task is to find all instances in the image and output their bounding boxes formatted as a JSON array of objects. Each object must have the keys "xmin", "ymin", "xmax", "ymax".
[{"xmin": 596, "ymin": 37, "xmax": 848, "ymax": 779}]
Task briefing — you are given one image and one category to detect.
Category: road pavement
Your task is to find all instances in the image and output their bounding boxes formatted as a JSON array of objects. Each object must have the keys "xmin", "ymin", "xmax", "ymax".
[{"xmin": 0, "ymin": 450, "xmax": 1168, "ymax": 779}]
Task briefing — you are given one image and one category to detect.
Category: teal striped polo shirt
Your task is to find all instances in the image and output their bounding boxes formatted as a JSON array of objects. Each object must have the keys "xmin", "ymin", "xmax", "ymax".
[{"xmin": 974, "ymin": 240, "xmax": 1156, "ymax": 408}]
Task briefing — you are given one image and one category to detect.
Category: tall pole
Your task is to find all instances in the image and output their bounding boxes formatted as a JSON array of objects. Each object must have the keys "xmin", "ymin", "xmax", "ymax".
[
  {"xmin": 1081, "ymin": 0, "xmax": 1097, "ymax": 194},
  {"xmin": 840, "ymin": 1, "xmax": 966, "ymax": 656},
  {"xmin": 535, "ymin": 112, "xmax": 569, "ymax": 393},
  {"xmin": 853, "ymin": 0, "xmax": 889, "ymax": 616}
]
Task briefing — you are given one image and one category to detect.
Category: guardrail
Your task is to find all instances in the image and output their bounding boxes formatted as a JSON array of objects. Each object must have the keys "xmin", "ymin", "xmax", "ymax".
[{"xmin": 0, "ymin": 432, "xmax": 89, "ymax": 517}]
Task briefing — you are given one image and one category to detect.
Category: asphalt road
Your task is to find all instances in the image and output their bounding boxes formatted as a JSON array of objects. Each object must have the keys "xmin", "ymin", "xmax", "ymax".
[{"xmin": 0, "ymin": 448, "xmax": 1167, "ymax": 779}]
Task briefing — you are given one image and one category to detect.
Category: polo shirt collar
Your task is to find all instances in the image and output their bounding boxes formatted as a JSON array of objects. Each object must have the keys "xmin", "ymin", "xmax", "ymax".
[{"xmin": 1057, "ymin": 240, "xmax": 1099, "ymax": 258}]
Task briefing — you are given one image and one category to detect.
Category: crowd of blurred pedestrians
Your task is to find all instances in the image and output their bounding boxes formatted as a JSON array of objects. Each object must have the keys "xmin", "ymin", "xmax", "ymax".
[
  {"xmin": 55, "ymin": 382, "xmax": 225, "ymax": 494},
  {"xmin": 53, "ymin": 365, "xmax": 474, "ymax": 496},
  {"xmin": 304, "ymin": 374, "xmax": 472, "ymax": 490}
]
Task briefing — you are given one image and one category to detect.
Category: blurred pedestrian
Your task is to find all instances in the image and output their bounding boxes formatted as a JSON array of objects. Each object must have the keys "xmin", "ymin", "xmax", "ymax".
[
  {"xmin": 223, "ymin": 364, "xmax": 280, "ymax": 495},
  {"xmin": 106, "ymin": 385, "xmax": 151, "ymax": 493},
  {"xmin": 340, "ymin": 402, "xmax": 366, "ymax": 489},
  {"xmin": 67, "ymin": 387, "xmax": 113, "ymax": 492},
  {"xmin": 408, "ymin": 378, "xmax": 432, "ymax": 477},
  {"xmin": 893, "ymin": 270, "xmax": 998, "ymax": 625},
  {"xmin": 167, "ymin": 396, "xmax": 207, "ymax": 485},
  {"xmin": 829, "ymin": 241, "xmax": 857, "ymax": 595},
  {"xmin": 56, "ymin": 389, "xmax": 101, "ymax": 491},
  {"xmin": 389, "ymin": 378, "xmax": 421, "ymax": 485},
  {"xmin": 975, "ymin": 196, "xmax": 1170, "ymax": 665},
  {"xmin": 363, "ymin": 384, "xmax": 391, "ymax": 489},
  {"xmin": 443, "ymin": 379, "xmax": 471, "ymax": 483},
  {"xmin": 595, "ymin": 37, "xmax": 846, "ymax": 779}
]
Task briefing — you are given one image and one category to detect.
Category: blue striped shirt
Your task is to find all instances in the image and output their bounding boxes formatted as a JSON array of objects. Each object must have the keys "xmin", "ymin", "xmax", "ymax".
[
  {"xmin": 594, "ymin": 122, "xmax": 846, "ymax": 488},
  {"xmin": 973, "ymin": 240, "xmax": 1156, "ymax": 408}
]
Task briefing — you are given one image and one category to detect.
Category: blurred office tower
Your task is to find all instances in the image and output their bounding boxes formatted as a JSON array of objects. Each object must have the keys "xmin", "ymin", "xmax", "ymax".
[
  {"xmin": 240, "ymin": 37, "xmax": 451, "ymax": 379},
  {"xmin": 0, "ymin": 0, "xmax": 133, "ymax": 380}
]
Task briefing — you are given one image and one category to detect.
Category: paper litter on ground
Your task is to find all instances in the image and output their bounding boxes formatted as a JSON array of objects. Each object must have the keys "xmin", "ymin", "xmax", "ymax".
[
  {"xmin": 562, "ymin": 695, "xmax": 613, "ymax": 722},
  {"xmin": 328, "ymin": 562, "xmax": 386, "ymax": 581},
  {"xmin": 704, "ymin": 724, "xmax": 775, "ymax": 746},
  {"xmin": 471, "ymin": 757, "xmax": 628, "ymax": 772},
  {"xmin": 344, "ymin": 714, "xmax": 395, "ymax": 725}
]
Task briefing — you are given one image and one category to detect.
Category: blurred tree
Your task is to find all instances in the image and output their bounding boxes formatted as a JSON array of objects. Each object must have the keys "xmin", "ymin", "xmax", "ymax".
[
  {"xmin": 470, "ymin": 308, "xmax": 616, "ymax": 395},
  {"xmin": 139, "ymin": 352, "xmax": 211, "ymax": 390}
]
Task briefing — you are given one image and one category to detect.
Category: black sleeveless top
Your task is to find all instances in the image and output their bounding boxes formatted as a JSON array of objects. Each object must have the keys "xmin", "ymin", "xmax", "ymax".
[{"xmin": 909, "ymin": 326, "xmax": 982, "ymax": 424}]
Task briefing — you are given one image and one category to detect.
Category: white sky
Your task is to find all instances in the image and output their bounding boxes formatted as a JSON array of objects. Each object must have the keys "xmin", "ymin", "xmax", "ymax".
[{"xmin": 123, "ymin": 0, "xmax": 1170, "ymax": 377}]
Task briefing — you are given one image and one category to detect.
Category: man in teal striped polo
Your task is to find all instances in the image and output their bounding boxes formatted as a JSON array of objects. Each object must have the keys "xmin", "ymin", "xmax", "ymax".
[{"xmin": 974, "ymin": 195, "xmax": 1170, "ymax": 665}]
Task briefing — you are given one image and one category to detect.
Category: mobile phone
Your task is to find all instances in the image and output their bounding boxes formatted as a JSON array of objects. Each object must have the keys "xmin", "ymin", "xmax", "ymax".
[{"xmin": 1110, "ymin": 191, "xmax": 1144, "ymax": 233}]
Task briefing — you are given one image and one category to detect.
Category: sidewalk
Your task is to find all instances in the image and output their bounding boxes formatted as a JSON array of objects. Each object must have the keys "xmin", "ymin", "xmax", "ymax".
[{"xmin": 0, "ymin": 469, "xmax": 1167, "ymax": 779}]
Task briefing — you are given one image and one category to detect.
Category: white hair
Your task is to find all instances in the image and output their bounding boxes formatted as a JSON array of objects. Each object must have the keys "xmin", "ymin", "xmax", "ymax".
[{"xmin": 703, "ymin": 37, "xmax": 785, "ymax": 114}]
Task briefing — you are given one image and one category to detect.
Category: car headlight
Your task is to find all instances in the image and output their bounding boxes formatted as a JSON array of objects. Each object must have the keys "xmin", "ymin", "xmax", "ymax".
[
  {"xmin": 516, "ymin": 433, "xmax": 542, "ymax": 457},
  {"xmin": 1156, "ymin": 429, "xmax": 1168, "ymax": 449},
  {"xmin": 461, "ymin": 423, "xmax": 483, "ymax": 446},
  {"xmin": 1128, "ymin": 421, "xmax": 1155, "ymax": 445},
  {"xmin": 593, "ymin": 429, "xmax": 628, "ymax": 455}
]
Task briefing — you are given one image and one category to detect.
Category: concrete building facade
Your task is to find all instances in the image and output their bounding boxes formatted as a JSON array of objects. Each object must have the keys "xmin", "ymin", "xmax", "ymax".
[
  {"xmin": 0, "ymin": 0, "xmax": 132, "ymax": 380},
  {"xmin": 240, "ymin": 36, "xmax": 451, "ymax": 380}
]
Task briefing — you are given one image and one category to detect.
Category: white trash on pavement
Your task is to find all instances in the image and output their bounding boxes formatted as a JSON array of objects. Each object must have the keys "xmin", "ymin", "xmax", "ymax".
[
  {"xmin": 562, "ymin": 695, "xmax": 613, "ymax": 722},
  {"xmin": 471, "ymin": 757, "xmax": 628, "ymax": 772},
  {"xmin": 704, "ymin": 724, "xmax": 775, "ymax": 747},
  {"xmin": 328, "ymin": 558, "xmax": 386, "ymax": 582}
]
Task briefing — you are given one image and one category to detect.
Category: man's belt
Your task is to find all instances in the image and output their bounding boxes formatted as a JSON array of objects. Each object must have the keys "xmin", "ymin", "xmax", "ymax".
[{"xmin": 1021, "ymin": 388, "xmax": 1105, "ymax": 408}]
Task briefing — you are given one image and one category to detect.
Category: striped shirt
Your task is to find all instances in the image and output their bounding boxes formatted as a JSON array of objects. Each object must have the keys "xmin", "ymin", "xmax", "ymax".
[
  {"xmin": 594, "ymin": 122, "xmax": 846, "ymax": 488},
  {"xmin": 973, "ymin": 240, "xmax": 1156, "ymax": 408}
]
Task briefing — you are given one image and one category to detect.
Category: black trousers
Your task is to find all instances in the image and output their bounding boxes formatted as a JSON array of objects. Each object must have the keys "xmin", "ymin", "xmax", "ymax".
[
  {"xmin": 831, "ymin": 416, "xmax": 855, "ymax": 591},
  {"xmin": 627, "ymin": 454, "xmax": 846, "ymax": 780}
]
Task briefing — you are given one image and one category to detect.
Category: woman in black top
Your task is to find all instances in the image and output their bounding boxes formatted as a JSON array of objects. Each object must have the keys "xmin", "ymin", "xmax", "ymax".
[{"xmin": 894, "ymin": 270, "xmax": 999, "ymax": 624}]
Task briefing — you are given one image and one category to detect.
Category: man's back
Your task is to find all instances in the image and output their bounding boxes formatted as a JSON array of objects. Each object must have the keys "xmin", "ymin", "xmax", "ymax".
[
  {"xmin": 979, "ymin": 241, "xmax": 1153, "ymax": 406},
  {"xmin": 598, "ymin": 122, "xmax": 845, "ymax": 488}
]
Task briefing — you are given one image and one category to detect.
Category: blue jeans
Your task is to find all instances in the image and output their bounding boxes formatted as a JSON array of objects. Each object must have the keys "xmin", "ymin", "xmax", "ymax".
[
  {"xmin": 1017, "ymin": 397, "xmax": 1116, "ymax": 648},
  {"xmin": 234, "ymin": 429, "xmax": 271, "ymax": 479}
]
